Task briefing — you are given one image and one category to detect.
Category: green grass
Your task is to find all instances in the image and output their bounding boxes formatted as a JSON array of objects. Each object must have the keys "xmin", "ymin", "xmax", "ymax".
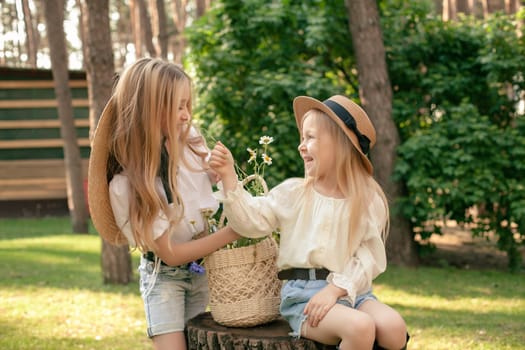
[{"xmin": 1, "ymin": 218, "xmax": 524, "ymax": 350}]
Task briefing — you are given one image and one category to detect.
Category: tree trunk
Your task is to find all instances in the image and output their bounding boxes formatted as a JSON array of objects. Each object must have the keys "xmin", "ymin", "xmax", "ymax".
[
  {"xmin": 345, "ymin": 0, "xmax": 418, "ymax": 266},
  {"xmin": 505, "ymin": 0, "xmax": 520, "ymax": 14},
  {"xmin": 101, "ymin": 240, "xmax": 132, "ymax": 284},
  {"xmin": 186, "ymin": 312, "xmax": 335, "ymax": 350},
  {"xmin": 466, "ymin": 0, "xmax": 475, "ymax": 16},
  {"xmin": 442, "ymin": 0, "xmax": 458, "ymax": 21},
  {"xmin": 137, "ymin": 0, "xmax": 157, "ymax": 57},
  {"xmin": 449, "ymin": 0, "xmax": 457, "ymax": 20},
  {"xmin": 80, "ymin": 0, "xmax": 132, "ymax": 284},
  {"xmin": 150, "ymin": 0, "xmax": 168, "ymax": 59},
  {"xmin": 42, "ymin": 0, "xmax": 88, "ymax": 233},
  {"xmin": 196, "ymin": 0, "xmax": 208, "ymax": 18},
  {"xmin": 442, "ymin": 0, "xmax": 450, "ymax": 21},
  {"xmin": 79, "ymin": 0, "xmax": 115, "ymax": 140},
  {"xmin": 130, "ymin": 0, "xmax": 143, "ymax": 58},
  {"xmin": 21, "ymin": 0, "xmax": 38, "ymax": 67},
  {"xmin": 171, "ymin": 0, "xmax": 188, "ymax": 63},
  {"xmin": 481, "ymin": 0, "xmax": 489, "ymax": 19}
]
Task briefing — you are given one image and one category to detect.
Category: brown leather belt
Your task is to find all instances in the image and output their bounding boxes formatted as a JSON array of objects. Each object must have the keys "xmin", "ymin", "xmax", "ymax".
[{"xmin": 277, "ymin": 268, "xmax": 330, "ymax": 281}]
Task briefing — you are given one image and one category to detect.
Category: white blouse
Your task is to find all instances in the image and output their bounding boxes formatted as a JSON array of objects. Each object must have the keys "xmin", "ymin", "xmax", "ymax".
[
  {"xmin": 217, "ymin": 177, "xmax": 387, "ymax": 306},
  {"xmin": 109, "ymin": 143, "xmax": 219, "ymax": 248}
]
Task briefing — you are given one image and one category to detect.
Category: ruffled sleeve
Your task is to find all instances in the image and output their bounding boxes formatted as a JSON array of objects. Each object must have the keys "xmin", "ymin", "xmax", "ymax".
[
  {"xmin": 216, "ymin": 178, "xmax": 303, "ymax": 239},
  {"xmin": 326, "ymin": 195, "xmax": 387, "ymax": 306}
]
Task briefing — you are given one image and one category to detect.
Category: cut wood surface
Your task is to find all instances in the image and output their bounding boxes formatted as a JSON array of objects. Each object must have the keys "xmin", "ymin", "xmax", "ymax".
[{"xmin": 186, "ymin": 312, "xmax": 336, "ymax": 350}]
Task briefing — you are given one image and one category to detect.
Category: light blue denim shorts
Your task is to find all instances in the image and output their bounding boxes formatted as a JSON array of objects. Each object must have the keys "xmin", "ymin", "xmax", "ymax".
[
  {"xmin": 280, "ymin": 279, "xmax": 377, "ymax": 338},
  {"xmin": 138, "ymin": 257, "xmax": 209, "ymax": 337}
]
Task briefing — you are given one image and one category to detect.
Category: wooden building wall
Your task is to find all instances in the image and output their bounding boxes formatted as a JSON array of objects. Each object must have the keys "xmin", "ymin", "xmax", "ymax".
[{"xmin": 0, "ymin": 67, "xmax": 90, "ymax": 216}]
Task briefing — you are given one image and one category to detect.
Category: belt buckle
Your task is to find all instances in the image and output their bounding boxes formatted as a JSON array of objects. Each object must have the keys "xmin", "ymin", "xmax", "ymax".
[{"xmin": 308, "ymin": 268, "xmax": 316, "ymax": 280}]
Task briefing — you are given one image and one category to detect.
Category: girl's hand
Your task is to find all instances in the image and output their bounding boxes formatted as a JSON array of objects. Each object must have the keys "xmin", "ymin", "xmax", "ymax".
[
  {"xmin": 209, "ymin": 141, "xmax": 237, "ymax": 191},
  {"xmin": 303, "ymin": 283, "xmax": 344, "ymax": 327},
  {"xmin": 206, "ymin": 168, "xmax": 221, "ymax": 185}
]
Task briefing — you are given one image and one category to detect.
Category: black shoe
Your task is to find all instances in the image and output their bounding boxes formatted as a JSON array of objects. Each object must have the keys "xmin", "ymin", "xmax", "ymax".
[{"xmin": 372, "ymin": 333, "xmax": 410, "ymax": 350}]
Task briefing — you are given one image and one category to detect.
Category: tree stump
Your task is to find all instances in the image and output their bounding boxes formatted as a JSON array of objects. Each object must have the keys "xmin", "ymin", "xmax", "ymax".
[{"xmin": 186, "ymin": 312, "xmax": 337, "ymax": 350}]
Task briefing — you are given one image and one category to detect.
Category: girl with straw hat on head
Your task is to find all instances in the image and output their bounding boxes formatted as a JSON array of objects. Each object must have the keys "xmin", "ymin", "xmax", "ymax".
[
  {"xmin": 88, "ymin": 57, "xmax": 240, "ymax": 350},
  {"xmin": 209, "ymin": 95, "xmax": 408, "ymax": 350}
]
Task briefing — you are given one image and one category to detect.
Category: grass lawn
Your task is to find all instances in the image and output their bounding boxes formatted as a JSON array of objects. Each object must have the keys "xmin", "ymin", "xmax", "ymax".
[{"xmin": 1, "ymin": 217, "xmax": 524, "ymax": 350}]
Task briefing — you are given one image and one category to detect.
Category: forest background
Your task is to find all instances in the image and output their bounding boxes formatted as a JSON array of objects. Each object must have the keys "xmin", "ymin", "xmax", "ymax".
[
  {"xmin": 0, "ymin": 0, "xmax": 524, "ymax": 349},
  {"xmin": 1, "ymin": 0, "xmax": 524, "ymax": 275}
]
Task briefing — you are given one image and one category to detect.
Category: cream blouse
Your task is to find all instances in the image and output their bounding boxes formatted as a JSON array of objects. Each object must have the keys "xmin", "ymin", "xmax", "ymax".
[
  {"xmin": 109, "ymin": 138, "xmax": 219, "ymax": 248},
  {"xmin": 217, "ymin": 177, "xmax": 387, "ymax": 306}
]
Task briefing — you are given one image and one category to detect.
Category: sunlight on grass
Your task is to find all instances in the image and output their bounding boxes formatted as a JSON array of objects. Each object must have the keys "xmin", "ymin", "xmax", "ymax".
[
  {"xmin": 0, "ymin": 223, "xmax": 149, "ymax": 350},
  {"xmin": 1, "ymin": 218, "xmax": 524, "ymax": 350},
  {"xmin": 375, "ymin": 267, "xmax": 525, "ymax": 350},
  {"xmin": 3, "ymin": 288, "xmax": 145, "ymax": 340}
]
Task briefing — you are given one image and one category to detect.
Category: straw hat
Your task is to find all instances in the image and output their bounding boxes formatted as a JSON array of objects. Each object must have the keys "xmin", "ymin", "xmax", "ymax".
[
  {"xmin": 88, "ymin": 100, "xmax": 127, "ymax": 245},
  {"xmin": 293, "ymin": 95, "xmax": 376, "ymax": 174}
]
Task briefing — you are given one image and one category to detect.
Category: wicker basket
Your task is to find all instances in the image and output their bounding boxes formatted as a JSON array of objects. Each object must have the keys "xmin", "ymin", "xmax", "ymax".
[{"xmin": 204, "ymin": 174, "xmax": 281, "ymax": 327}]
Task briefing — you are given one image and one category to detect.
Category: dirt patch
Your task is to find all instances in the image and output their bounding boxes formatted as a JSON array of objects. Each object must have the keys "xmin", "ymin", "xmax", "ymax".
[{"xmin": 417, "ymin": 221, "xmax": 523, "ymax": 271}]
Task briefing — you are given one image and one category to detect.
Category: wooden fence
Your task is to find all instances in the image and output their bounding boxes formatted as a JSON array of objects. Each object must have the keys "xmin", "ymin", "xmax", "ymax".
[{"xmin": 0, "ymin": 68, "xmax": 90, "ymax": 204}]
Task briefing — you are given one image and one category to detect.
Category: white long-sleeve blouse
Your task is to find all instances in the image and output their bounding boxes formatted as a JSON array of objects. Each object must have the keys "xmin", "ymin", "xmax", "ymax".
[
  {"xmin": 109, "ymin": 140, "xmax": 219, "ymax": 248},
  {"xmin": 217, "ymin": 177, "xmax": 388, "ymax": 306}
]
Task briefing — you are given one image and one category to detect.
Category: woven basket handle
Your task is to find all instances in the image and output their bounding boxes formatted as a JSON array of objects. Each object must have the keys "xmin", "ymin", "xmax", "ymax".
[{"xmin": 219, "ymin": 174, "xmax": 268, "ymax": 228}]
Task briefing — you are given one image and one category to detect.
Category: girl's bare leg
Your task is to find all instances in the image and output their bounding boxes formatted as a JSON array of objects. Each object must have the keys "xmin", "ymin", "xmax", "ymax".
[
  {"xmin": 359, "ymin": 299, "xmax": 407, "ymax": 350},
  {"xmin": 152, "ymin": 331, "xmax": 187, "ymax": 350},
  {"xmin": 301, "ymin": 303, "xmax": 375, "ymax": 350}
]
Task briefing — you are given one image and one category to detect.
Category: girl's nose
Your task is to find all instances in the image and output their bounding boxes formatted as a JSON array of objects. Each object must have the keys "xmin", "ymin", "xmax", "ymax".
[{"xmin": 179, "ymin": 110, "xmax": 190, "ymax": 122}]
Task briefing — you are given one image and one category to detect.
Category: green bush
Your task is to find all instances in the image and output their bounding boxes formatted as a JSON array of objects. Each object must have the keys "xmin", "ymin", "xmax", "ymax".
[
  {"xmin": 186, "ymin": 0, "xmax": 354, "ymax": 187},
  {"xmin": 384, "ymin": 2, "xmax": 525, "ymax": 270}
]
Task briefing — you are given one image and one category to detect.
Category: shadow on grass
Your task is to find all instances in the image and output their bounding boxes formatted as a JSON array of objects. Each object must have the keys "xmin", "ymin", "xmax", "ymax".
[
  {"xmin": 0, "ymin": 244, "xmax": 140, "ymax": 294},
  {"xmin": 0, "ymin": 217, "xmax": 98, "ymax": 240},
  {"xmin": 0, "ymin": 336, "xmax": 151, "ymax": 350},
  {"xmin": 0, "ymin": 318, "xmax": 150, "ymax": 350}
]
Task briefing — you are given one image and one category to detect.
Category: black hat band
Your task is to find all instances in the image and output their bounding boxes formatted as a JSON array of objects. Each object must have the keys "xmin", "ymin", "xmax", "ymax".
[{"xmin": 323, "ymin": 99, "xmax": 371, "ymax": 154}]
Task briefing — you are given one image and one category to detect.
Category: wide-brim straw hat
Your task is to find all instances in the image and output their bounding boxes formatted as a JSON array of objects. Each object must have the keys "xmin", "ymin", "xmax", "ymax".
[
  {"xmin": 88, "ymin": 100, "xmax": 127, "ymax": 245},
  {"xmin": 293, "ymin": 95, "xmax": 376, "ymax": 175}
]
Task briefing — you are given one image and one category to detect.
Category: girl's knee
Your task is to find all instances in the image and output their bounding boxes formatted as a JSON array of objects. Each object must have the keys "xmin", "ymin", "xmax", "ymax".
[
  {"xmin": 346, "ymin": 312, "xmax": 376, "ymax": 344},
  {"xmin": 376, "ymin": 318, "xmax": 408, "ymax": 350}
]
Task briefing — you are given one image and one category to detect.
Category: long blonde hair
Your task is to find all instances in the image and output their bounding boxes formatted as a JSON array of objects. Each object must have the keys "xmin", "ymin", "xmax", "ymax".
[
  {"xmin": 303, "ymin": 109, "xmax": 389, "ymax": 255},
  {"xmin": 106, "ymin": 58, "xmax": 205, "ymax": 253}
]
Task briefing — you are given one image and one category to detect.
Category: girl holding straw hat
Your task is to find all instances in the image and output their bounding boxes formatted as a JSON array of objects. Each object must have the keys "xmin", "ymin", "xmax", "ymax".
[
  {"xmin": 209, "ymin": 95, "xmax": 408, "ymax": 350},
  {"xmin": 88, "ymin": 57, "xmax": 240, "ymax": 350}
]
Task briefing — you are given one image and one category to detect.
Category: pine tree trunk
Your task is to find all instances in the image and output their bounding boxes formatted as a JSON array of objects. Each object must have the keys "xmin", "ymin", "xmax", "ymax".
[
  {"xmin": 196, "ymin": 0, "xmax": 208, "ymax": 18},
  {"xmin": 130, "ymin": 0, "xmax": 143, "ymax": 58},
  {"xmin": 345, "ymin": 0, "xmax": 418, "ymax": 266},
  {"xmin": 171, "ymin": 0, "xmax": 188, "ymax": 63},
  {"xmin": 42, "ymin": 0, "xmax": 88, "ymax": 233},
  {"xmin": 151, "ymin": 0, "xmax": 168, "ymax": 59},
  {"xmin": 101, "ymin": 241, "xmax": 132, "ymax": 284},
  {"xmin": 80, "ymin": 0, "xmax": 132, "ymax": 284},
  {"xmin": 21, "ymin": 0, "xmax": 38, "ymax": 67},
  {"xmin": 136, "ymin": 0, "xmax": 157, "ymax": 57}
]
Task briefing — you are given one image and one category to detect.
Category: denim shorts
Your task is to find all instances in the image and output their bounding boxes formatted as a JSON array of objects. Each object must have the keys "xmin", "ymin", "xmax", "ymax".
[
  {"xmin": 138, "ymin": 257, "xmax": 209, "ymax": 337},
  {"xmin": 280, "ymin": 279, "xmax": 377, "ymax": 338}
]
